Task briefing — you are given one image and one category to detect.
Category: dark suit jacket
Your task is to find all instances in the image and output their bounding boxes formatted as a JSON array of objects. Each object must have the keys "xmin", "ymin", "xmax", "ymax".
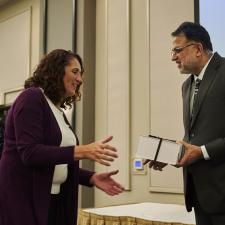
[
  {"xmin": 0, "ymin": 87, "xmax": 94, "ymax": 225},
  {"xmin": 182, "ymin": 53, "xmax": 225, "ymax": 213}
]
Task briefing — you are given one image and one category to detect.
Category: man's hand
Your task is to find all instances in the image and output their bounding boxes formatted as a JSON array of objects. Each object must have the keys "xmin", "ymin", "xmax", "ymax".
[
  {"xmin": 177, "ymin": 140, "xmax": 203, "ymax": 166},
  {"xmin": 143, "ymin": 159, "xmax": 167, "ymax": 171},
  {"xmin": 90, "ymin": 170, "xmax": 124, "ymax": 196}
]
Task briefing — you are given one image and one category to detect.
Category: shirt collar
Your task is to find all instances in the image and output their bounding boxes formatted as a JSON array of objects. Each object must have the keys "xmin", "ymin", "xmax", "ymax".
[{"xmin": 194, "ymin": 53, "xmax": 214, "ymax": 81}]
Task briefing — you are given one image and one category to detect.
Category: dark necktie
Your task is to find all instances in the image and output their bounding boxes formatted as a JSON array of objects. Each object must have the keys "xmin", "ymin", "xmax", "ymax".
[{"xmin": 191, "ymin": 78, "xmax": 201, "ymax": 119}]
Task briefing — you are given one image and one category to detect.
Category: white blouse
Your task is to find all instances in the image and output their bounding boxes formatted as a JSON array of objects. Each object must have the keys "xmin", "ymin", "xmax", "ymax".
[{"xmin": 43, "ymin": 93, "xmax": 77, "ymax": 194}]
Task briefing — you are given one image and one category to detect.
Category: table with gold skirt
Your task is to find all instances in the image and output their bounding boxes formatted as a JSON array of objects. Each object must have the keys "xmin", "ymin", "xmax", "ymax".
[{"xmin": 78, "ymin": 202, "xmax": 195, "ymax": 225}]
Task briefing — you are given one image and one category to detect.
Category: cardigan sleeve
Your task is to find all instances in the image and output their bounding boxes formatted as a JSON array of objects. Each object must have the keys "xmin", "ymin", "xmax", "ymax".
[
  {"xmin": 12, "ymin": 88, "xmax": 75, "ymax": 167},
  {"xmin": 79, "ymin": 168, "xmax": 95, "ymax": 187}
]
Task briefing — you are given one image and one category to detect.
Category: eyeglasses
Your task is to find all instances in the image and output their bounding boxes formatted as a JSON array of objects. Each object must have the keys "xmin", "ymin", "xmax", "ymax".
[{"xmin": 171, "ymin": 43, "xmax": 197, "ymax": 57}]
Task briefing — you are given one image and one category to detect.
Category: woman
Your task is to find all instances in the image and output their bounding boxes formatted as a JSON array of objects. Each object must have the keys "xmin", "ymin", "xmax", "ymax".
[{"xmin": 0, "ymin": 49, "xmax": 124, "ymax": 225}]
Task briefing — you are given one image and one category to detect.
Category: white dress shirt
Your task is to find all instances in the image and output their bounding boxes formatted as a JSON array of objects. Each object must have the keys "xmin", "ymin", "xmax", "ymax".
[{"xmin": 193, "ymin": 54, "xmax": 213, "ymax": 160}]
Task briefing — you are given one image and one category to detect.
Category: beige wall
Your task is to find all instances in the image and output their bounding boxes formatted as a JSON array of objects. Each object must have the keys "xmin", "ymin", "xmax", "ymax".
[
  {"xmin": 0, "ymin": 0, "xmax": 41, "ymax": 104},
  {"xmin": 46, "ymin": 0, "xmax": 73, "ymax": 52},
  {"xmin": 94, "ymin": 0, "xmax": 194, "ymax": 207}
]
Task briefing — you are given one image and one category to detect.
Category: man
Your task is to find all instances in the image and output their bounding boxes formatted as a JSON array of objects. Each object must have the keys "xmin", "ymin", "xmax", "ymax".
[{"xmin": 148, "ymin": 22, "xmax": 225, "ymax": 225}]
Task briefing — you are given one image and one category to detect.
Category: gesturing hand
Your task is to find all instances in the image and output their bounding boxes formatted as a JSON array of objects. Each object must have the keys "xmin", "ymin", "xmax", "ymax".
[
  {"xmin": 90, "ymin": 170, "xmax": 124, "ymax": 196},
  {"xmin": 74, "ymin": 136, "xmax": 118, "ymax": 166},
  {"xmin": 177, "ymin": 140, "xmax": 203, "ymax": 166}
]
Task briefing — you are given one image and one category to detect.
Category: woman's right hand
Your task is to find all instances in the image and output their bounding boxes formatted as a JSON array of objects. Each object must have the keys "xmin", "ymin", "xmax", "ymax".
[{"xmin": 74, "ymin": 136, "xmax": 118, "ymax": 166}]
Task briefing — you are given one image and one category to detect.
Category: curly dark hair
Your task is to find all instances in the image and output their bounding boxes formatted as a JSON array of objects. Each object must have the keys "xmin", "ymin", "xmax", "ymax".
[{"xmin": 24, "ymin": 49, "xmax": 84, "ymax": 109}]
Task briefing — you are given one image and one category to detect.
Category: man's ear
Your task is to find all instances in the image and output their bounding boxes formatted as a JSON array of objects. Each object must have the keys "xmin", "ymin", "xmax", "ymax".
[{"xmin": 196, "ymin": 43, "xmax": 204, "ymax": 57}]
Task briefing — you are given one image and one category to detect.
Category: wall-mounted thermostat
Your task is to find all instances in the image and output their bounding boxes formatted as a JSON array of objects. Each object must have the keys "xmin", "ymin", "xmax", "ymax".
[
  {"xmin": 132, "ymin": 158, "xmax": 146, "ymax": 174},
  {"xmin": 134, "ymin": 158, "xmax": 143, "ymax": 170}
]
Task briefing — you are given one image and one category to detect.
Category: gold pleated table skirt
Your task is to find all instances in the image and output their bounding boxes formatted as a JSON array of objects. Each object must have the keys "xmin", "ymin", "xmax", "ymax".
[{"xmin": 77, "ymin": 203, "xmax": 195, "ymax": 225}]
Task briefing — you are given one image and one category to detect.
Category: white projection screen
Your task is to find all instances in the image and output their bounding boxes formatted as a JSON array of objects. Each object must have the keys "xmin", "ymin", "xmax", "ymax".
[{"xmin": 199, "ymin": 0, "xmax": 225, "ymax": 56}]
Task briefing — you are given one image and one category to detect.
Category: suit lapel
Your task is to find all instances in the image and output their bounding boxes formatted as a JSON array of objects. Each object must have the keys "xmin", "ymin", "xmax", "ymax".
[{"xmin": 190, "ymin": 53, "xmax": 222, "ymax": 128}]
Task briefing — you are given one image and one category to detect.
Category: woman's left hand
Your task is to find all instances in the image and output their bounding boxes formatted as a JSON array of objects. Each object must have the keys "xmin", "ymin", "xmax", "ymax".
[{"xmin": 90, "ymin": 170, "xmax": 124, "ymax": 196}]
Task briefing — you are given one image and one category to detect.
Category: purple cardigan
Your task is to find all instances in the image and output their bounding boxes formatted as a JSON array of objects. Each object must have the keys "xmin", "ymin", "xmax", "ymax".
[{"xmin": 0, "ymin": 87, "xmax": 94, "ymax": 225}]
